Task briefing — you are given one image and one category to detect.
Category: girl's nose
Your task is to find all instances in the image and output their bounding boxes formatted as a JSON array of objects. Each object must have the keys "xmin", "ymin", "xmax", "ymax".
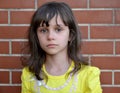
[{"xmin": 47, "ymin": 31, "xmax": 55, "ymax": 40}]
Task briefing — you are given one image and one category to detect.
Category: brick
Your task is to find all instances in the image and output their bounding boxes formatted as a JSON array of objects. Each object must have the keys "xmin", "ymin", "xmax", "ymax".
[
  {"xmin": 0, "ymin": 56, "xmax": 23, "ymax": 69},
  {"xmin": 0, "ymin": 11, "xmax": 8, "ymax": 24},
  {"xmin": 90, "ymin": 26, "xmax": 120, "ymax": 39},
  {"xmin": 100, "ymin": 72, "xmax": 112, "ymax": 84},
  {"xmin": 0, "ymin": 42, "xmax": 9, "ymax": 54},
  {"xmin": 79, "ymin": 26, "xmax": 88, "ymax": 39},
  {"xmin": 0, "ymin": 86, "xmax": 21, "ymax": 93},
  {"xmin": 12, "ymin": 41, "xmax": 27, "ymax": 54},
  {"xmin": 116, "ymin": 41, "xmax": 120, "ymax": 54},
  {"xmin": 102, "ymin": 87, "xmax": 120, "ymax": 93},
  {"xmin": 114, "ymin": 72, "xmax": 120, "ymax": 84},
  {"xmin": 91, "ymin": 57, "xmax": 120, "ymax": 69},
  {"xmin": 12, "ymin": 71, "xmax": 22, "ymax": 84},
  {"xmin": 82, "ymin": 41, "xmax": 113, "ymax": 54},
  {"xmin": 74, "ymin": 10, "xmax": 112, "ymax": 24},
  {"xmin": 90, "ymin": 0, "xmax": 120, "ymax": 8},
  {"xmin": 115, "ymin": 10, "xmax": 120, "ymax": 24},
  {"xmin": 11, "ymin": 11, "xmax": 34, "ymax": 24},
  {"xmin": 0, "ymin": 26, "xmax": 28, "ymax": 39},
  {"xmin": 0, "ymin": 0, "xmax": 35, "ymax": 8},
  {"xmin": 38, "ymin": 0, "xmax": 87, "ymax": 8},
  {"xmin": 0, "ymin": 71, "xmax": 9, "ymax": 83}
]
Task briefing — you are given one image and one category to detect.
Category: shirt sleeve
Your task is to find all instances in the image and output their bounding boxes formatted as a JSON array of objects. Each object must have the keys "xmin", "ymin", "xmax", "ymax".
[
  {"xmin": 21, "ymin": 67, "xmax": 31, "ymax": 93},
  {"xmin": 85, "ymin": 67, "xmax": 102, "ymax": 93}
]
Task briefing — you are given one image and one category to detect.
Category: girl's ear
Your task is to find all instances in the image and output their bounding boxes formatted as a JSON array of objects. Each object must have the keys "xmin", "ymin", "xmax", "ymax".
[
  {"xmin": 69, "ymin": 29, "xmax": 73, "ymax": 41},
  {"xmin": 69, "ymin": 35, "xmax": 71, "ymax": 41},
  {"xmin": 69, "ymin": 29, "xmax": 75, "ymax": 41},
  {"xmin": 69, "ymin": 29, "xmax": 76, "ymax": 44}
]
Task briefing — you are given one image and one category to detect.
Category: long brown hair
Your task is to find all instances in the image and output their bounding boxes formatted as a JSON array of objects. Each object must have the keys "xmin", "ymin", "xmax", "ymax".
[{"xmin": 21, "ymin": 1, "xmax": 88, "ymax": 80}]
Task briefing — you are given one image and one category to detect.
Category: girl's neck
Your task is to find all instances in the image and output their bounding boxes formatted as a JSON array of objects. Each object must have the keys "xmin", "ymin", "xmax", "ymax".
[{"xmin": 45, "ymin": 53, "xmax": 71, "ymax": 76}]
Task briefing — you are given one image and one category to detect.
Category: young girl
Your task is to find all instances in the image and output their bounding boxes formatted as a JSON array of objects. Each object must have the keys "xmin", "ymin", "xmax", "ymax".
[{"xmin": 21, "ymin": 1, "xmax": 102, "ymax": 93}]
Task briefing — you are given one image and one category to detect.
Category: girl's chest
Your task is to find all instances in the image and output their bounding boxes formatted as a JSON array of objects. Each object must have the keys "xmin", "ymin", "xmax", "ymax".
[{"xmin": 30, "ymin": 75, "xmax": 85, "ymax": 93}]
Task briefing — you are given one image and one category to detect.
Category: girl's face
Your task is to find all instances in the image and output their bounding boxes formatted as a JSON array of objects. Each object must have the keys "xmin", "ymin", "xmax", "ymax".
[{"xmin": 37, "ymin": 15, "xmax": 70, "ymax": 55}]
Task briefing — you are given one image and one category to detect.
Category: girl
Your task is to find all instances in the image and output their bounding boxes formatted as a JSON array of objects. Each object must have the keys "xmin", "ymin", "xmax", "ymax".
[{"xmin": 21, "ymin": 1, "xmax": 102, "ymax": 93}]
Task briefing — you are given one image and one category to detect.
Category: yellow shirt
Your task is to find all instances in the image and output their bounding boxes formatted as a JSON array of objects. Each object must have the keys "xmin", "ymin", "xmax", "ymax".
[{"xmin": 21, "ymin": 62, "xmax": 102, "ymax": 93}]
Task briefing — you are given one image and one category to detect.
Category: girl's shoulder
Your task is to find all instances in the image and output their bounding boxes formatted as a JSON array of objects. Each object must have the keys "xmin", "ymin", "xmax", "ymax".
[
  {"xmin": 21, "ymin": 67, "xmax": 35, "ymax": 81},
  {"xmin": 81, "ymin": 65, "xmax": 100, "ymax": 72},
  {"xmin": 22, "ymin": 67, "xmax": 31, "ymax": 75},
  {"xmin": 78, "ymin": 64, "xmax": 101, "ymax": 77}
]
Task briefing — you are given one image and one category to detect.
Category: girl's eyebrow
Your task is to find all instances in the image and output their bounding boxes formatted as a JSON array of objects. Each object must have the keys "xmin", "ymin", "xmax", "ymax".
[
  {"xmin": 56, "ymin": 24, "xmax": 67, "ymax": 27},
  {"xmin": 38, "ymin": 23, "xmax": 67, "ymax": 28},
  {"xmin": 57, "ymin": 24, "xmax": 63, "ymax": 27},
  {"xmin": 37, "ymin": 26, "xmax": 47, "ymax": 30},
  {"xmin": 39, "ymin": 25, "xmax": 47, "ymax": 28}
]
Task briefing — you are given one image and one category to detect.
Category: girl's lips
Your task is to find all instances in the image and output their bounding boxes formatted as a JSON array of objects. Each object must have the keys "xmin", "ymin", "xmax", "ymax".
[{"xmin": 47, "ymin": 44, "xmax": 58, "ymax": 48}]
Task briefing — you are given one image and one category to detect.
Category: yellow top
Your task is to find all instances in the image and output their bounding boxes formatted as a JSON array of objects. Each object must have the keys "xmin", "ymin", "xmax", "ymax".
[{"xmin": 21, "ymin": 62, "xmax": 102, "ymax": 93}]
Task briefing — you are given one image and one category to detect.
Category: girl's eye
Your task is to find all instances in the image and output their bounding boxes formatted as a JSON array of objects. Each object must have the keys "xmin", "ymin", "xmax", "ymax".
[
  {"xmin": 40, "ymin": 29, "xmax": 48, "ymax": 33},
  {"xmin": 55, "ymin": 27, "xmax": 62, "ymax": 32}
]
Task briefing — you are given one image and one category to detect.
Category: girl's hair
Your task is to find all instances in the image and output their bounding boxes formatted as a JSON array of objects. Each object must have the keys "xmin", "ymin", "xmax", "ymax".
[{"xmin": 21, "ymin": 1, "xmax": 88, "ymax": 80}]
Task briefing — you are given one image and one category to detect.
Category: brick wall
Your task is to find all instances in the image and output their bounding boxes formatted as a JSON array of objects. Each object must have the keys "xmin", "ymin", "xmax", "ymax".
[{"xmin": 0, "ymin": 0, "xmax": 120, "ymax": 93}]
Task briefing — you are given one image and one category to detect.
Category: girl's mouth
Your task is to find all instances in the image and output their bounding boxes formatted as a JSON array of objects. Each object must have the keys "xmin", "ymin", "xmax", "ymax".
[{"xmin": 47, "ymin": 44, "xmax": 58, "ymax": 48}]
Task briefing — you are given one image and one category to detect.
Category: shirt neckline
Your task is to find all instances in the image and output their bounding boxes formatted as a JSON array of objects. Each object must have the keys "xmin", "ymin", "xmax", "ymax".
[{"xmin": 42, "ymin": 61, "xmax": 74, "ymax": 79}]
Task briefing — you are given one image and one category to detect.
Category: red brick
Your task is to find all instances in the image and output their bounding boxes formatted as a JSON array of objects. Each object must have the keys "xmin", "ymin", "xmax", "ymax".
[
  {"xmin": 0, "ymin": 0, "xmax": 35, "ymax": 8},
  {"xmin": 12, "ymin": 41, "xmax": 27, "ymax": 54},
  {"xmin": 0, "ymin": 11, "xmax": 8, "ymax": 24},
  {"xmin": 0, "ymin": 71, "xmax": 9, "ymax": 83},
  {"xmin": 115, "ymin": 10, "xmax": 120, "ymax": 24},
  {"xmin": 102, "ymin": 87, "xmax": 120, "ymax": 93},
  {"xmin": 82, "ymin": 41, "xmax": 113, "ymax": 54},
  {"xmin": 12, "ymin": 71, "xmax": 22, "ymax": 84},
  {"xmin": 80, "ymin": 26, "xmax": 88, "ymax": 39},
  {"xmin": 114, "ymin": 72, "xmax": 120, "ymax": 84},
  {"xmin": 116, "ymin": 42, "xmax": 120, "ymax": 54},
  {"xmin": 91, "ymin": 57, "xmax": 120, "ymax": 69},
  {"xmin": 38, "ymin": 0, "xmax": 87, "ymax": 8},
  {"xmin": 0, "ymin": 26, "xmax": 28, "ymax": 39},
  {"xmin": 11, "ymin": 11, "xmax": 34, "ymax": 24},
  {"xmin": 100, "ymin": 72, "xmax": 112, "ymax": 84},
  {"xmin": 0, "ymin": 42, "xmax": 9, "ymax": 54},
  {"xmin": 90, "ymin": 0, "xmax": 120, "ymax": 8},
  {"xmin": 0, "ymin": 86, "xmax": 21, "ymax": 93},
  {"xmin": 0, "ymin": 56, "xmax": 23, "ymax": 69},
  {"xmin": 74, "ymin": 10, "xmax": 112, "ymax": 24},
  {"xmin": 90, "ymin": 26, "xmax": 120, "ymax": 39}
]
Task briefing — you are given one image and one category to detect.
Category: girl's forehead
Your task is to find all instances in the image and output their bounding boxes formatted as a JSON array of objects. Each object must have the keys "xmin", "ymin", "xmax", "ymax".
[
  {"xmin": 40, "ymin": 15, "xmax": 66, "ymax": 27},
  {"xmin": 49, "ymin": 15, "xmax": 64, "ymax": 25}
]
